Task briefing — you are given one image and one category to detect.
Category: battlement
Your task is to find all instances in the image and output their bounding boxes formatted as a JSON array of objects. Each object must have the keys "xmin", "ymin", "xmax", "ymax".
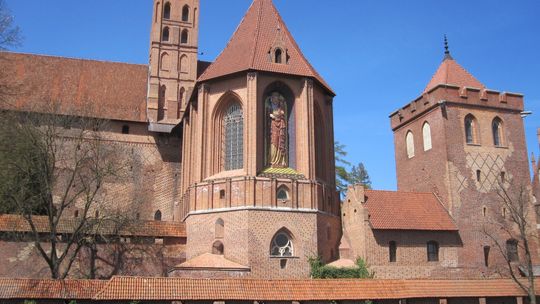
[{"xmin": 390, "ymin": 84, "xmax": 524, "ymax": 131}]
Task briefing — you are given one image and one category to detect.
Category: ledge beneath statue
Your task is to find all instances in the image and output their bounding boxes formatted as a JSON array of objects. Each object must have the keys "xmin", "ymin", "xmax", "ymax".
[{"xmin": 259, "ymin": 167, "xmax": 305, "ymax": 180}]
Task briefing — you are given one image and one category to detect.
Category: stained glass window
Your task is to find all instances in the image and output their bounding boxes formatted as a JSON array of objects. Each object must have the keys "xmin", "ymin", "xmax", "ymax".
[{"xmin": 224, "ymin": 103, "xmax": 243, "ymax": 171}]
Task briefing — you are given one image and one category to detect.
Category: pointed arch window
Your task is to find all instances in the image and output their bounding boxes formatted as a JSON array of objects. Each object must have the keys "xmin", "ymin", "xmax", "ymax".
[
  {"xmin": 160, "ymin": 52, "xmax": 170, "ymax": 71},
  {"xmin": 270, "ymin": 230, "xmax": 294, "ymax": 257},
  {"xmin": 224, "ymin": 103, "xmax": 244, "ymax": 171},
  {"xmin": 406, "ymin": 131, "xmax": 415, "ymax": 158},
  {"xmin": 181, "ymin": 29, "xmax": 189, "ymax": 44},
  {"xmin": 465, "ymin": 114, "xmax": 478, "ymax": 144},
  {"xmin": 162, "ymin": 27, "xmax": 170, "ymax": 42},
  {"xmin": 154, "ymin": 210, "xmax": 162, "ymax": 221},
  {"xmin": 163, "ymin": 2, "xmax": 171, "ymax": 19},
  {"xmin": 492, "ymin": 117, "xmax": 504, "ymax": 147},
  {"xmin": 422, "ymin": 122, "xmax": 432, "ymax": 151},
  {"xmin": 182, "ymin": 5, "xmax": 190, "ymax": 22}
]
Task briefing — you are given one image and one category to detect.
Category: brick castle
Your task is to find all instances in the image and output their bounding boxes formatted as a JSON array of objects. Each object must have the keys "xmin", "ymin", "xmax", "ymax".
[{"xmin": 0, "ymin": 0, "xmax": 539, "ymax": 281}]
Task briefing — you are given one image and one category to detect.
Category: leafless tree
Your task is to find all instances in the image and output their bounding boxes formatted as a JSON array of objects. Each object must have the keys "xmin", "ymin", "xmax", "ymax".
[
  {"xmin": 0, "ymin": 101, "xmax": 137, "ymax": 279},
  {"xmin": 482, "ymin": 182, "xmax": 537, "ymax": 304},
  {"xmin": 0, "ymin": 0, "xmax": 20, "ymax": 50}
]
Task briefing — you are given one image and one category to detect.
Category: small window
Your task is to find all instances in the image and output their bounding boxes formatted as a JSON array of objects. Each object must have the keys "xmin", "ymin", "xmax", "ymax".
[
  {"xmin": 154, "ymin": 210, "xmax": 162, "ymax": 221},
  {"xmin": 219, "ymin": 189, "xmax": 226, "ymax": 199},
  {"xmin": 163, "ymin": 2, "xmax": 171, "ymax": 19},
  {"xmin": 182, "ymin": 5, "xmax": 189, "ymax": 22},
  {"xmin": 162, "ymin": 27, "xmax": 170, "ymax": 42},
  {"xmin": 506, "ymin": 239, "xmax": 518, "ymax": 262},
  {"xmin": 277, "ymin": 186, "xmax": 289, "ymax": 202},
  {"xmin": 136, "ymin": 213, "xmax": 140, "ymax": 220},
  {"xmin": 389, "ymin": 241, "xmax": 397, "ymax": 263},
  {"xmin": 95, "ymin": 210, "xmax": 99, "ymax": 218},
  {"xmin": 422, "ymin": 122, "xmax": 432, "ymax": 151},
  {"xmin": 502, "ymin": 207, "xmax": 507, "ymax": 219},
  {"xmin": 271, "ymin": 230, "xmax": 294, "ymax": 257},
  {"xmin": 482, "ymin": 206, "xmax": 487, "ymax": 217},
  {"xmin": 122, "ymin": 125, "xmax": 130, "ymax": 134},
  {"xmin": 274, "ymin": 48, "xmax": 283, "ymax": 64},
  {"xmin": 427, "ymin": 241, "xmax": 439, "ymax": 262},
  {"xmin": 406, "ymin": 131, "xmax": 415, "ymax": 158},
  {"xmin": 74, "ymin": 210, "xmax": 79, "ymax": 218},
  {"xmin": 484, "ymin": 246, "xmax": 490, "ymax": 267},
  {"xmin": 465, "ymin": 114, "xmax": 478, "ymax": 144},
  {"xmin": 492, "ymin": 117, "xmax": 504, "ymax": 146},
  {"xmin": 500, "ymin": 171, "xmax": 506, "ymax": 183},
  {"xmin": 212, "ymin": 241, "xmax": 224, "ymax": 255},
  {"xmin": 477, "ymin": 170, "xmax": 482, "ymax": 182},
  {"xmin": 181, "ymin": 29, "xmax": 188, "ymax": 44}
]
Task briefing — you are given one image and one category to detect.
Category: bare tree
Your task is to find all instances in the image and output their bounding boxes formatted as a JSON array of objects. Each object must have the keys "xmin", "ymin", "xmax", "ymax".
[
  {"xmin": 0, "ymin": 102, "xmax": 135, "ymax": 279},
  {"xmin": 0, "ymin": 0, "xmax": 20, "ymax": 50},
  {"xmin": 482, "ymin": 182, "xmax": 537, "ymax": 304}
]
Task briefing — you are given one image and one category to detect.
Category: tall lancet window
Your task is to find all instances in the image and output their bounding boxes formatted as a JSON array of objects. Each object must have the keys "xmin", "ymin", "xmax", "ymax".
[{"xmin": 224, "ymin": 103, "xmax": 244, "ymax": 171}]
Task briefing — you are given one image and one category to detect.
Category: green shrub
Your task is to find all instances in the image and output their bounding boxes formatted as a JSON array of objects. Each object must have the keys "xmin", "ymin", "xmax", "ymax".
[{"xmin": 308, "ymin": 256, "xmax": 375, "ymax": 279}]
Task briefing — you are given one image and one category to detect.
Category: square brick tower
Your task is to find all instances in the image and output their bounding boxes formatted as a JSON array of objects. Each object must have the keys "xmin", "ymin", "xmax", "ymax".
[
  {"xmin": 171, "ymin": 0, "xmax": 340, "ymax": 279},
  {"xmin": 390, "ymin": 41, "xmax": 538, "ymax": 276},
  {"xmin": 147, "ymin": 0, "xmax": 199, "ymax": 132}
]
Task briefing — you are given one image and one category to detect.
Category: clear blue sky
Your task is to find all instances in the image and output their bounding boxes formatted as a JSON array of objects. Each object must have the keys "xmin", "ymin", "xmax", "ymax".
[{"xmin": 5, "ymin": 0, "xmax": 540, "ymax": 190}]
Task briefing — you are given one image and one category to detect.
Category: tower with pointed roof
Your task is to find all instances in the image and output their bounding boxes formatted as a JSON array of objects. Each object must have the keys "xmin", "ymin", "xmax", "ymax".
[
  {"xmin": 147, "ymin": 0, "xmax": 200, "ymax": 131},
  {"xmin": 390, "ymin": 39, "xmax": 538, "ymax": 275},
  {"xmin": 172, "ymin": 0, "xmax": 340, "ymax": 278}
]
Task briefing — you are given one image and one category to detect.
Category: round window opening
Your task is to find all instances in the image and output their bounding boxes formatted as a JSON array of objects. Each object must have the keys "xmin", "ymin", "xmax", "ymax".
[{"xmin": 271, "ymin": 232, "xmax": 293, "ymax": 257}]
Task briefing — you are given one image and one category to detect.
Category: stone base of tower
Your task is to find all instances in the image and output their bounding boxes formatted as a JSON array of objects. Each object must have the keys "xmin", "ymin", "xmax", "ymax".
[{"xmin": 169, "ymin": 209, "xmax": 341, "ymax": 279}]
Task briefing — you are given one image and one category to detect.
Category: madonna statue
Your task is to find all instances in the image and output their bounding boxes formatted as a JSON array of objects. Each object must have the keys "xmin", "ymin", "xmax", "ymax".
[{"xmin": 266, "ymin": 92, "xmax": 288, "ymax": 168}]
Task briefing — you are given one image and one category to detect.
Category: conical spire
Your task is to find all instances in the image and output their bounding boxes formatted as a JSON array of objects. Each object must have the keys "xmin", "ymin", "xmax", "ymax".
[
  {"xmin": 423, "ymin": 37, "xmax": 485, "ymax": 93},
  {"xmin": 198, "ymin": 0, "xmax": 333, "ymax": 94}
]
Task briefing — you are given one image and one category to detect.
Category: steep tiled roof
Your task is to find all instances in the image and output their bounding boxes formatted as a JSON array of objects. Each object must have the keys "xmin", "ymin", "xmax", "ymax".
[
  {"xmin": 424, "ymin": 56, "xmax": 485, "ymax": 93},
  {"xmin": 0, "ymin": 277, "xmax": 538, "ymax": 301},
  {"xmin": 0, "ymin": 214, "xmax": 186, "ymax": 238},
  {"xmin": 364, "ymin": 190, "xmax": 458, "ymax": 231},
  {"xmin": 198, "ymin": 0, "xmax": 333, "ymax": 95},
  {"xmin": 0, "ymin": 52, "xmax": 149, "ymax": 122},
  {"xmin": 0, "ymin": 278, "xmax": 105, "ymax": 300}
]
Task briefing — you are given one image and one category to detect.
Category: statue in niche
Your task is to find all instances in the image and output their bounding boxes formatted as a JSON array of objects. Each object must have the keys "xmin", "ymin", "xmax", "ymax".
[{"xmin": 267, "ymin": 92, "xmax": 288, "ymax": 168}]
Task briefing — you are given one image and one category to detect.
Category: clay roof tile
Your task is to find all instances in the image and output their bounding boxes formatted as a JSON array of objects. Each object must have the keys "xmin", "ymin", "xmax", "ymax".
[
  {"xmin": 198, "ymin": 0, "xmax": 334, "ymax": 95},
  {"xmin": 424, "ymin": 56, "xmax": 485, "ymax": 93},
  {"xmin": 364, "ymin": 190, "xmax": 458, "ymax": 231}
]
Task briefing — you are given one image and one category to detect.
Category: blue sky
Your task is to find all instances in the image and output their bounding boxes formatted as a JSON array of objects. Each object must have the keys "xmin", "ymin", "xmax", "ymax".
[{"xmin": 5, "ymin": 0, "xmax": 540, "ymax": 190}]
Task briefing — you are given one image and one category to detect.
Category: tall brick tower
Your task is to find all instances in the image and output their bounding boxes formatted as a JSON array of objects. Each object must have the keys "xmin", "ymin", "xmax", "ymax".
[
  {"xmin": 172, "ymin": 0, "xmax": 340, "ymax": 279},
  {"xmin": 147, "ymin": 0, "xmax": 199, "ymax": 132},
  {"xmin": 390, "ymin": 40, "xmax": 538, "ymax": 274}
]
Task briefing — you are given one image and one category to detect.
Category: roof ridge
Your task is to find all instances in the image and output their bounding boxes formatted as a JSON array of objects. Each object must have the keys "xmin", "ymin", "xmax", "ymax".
[
  {"xmin": 365, "ymin": 189, "xmax": 435, "ymax": 195},
  {"xmin": 197, "ymin": 1, "xmax": 256, "ymax": 81},
  {"xmin": 0, "ymin": 51, "xmax": 148, "ymax": 67},
  {"xmin": 250, "ymin": 0, "xmax": 264, "ymax": 68}
]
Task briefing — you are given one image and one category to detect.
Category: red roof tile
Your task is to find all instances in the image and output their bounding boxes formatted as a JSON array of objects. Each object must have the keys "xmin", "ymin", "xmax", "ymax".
[
  {"xmin": 0, "ymin": 214, "xmax": 186, "ymax": 238},
  {"xmin": 0, "ymin": 52, "xmax": 149, "ymax": 122},
  {"xmin": 175, "ymin": 253, "xmax": 250, "ymax": 271},
  {"xmin": 93, "ymin": 277, "xmax": 538, "ymax": 301},
  {"xmin": 424, "ymin": 56, "xmax": 485, "ymax": 93},
  {"xmin": 198, "ymin": 0, "xmax": 334, "ymax": 95},
  {"xmin": 0, "ymin": 278, "xmax": 105, "ymax": 300},
  {"xmin": 364, "ymin": 190, "xmax": 458, "ymax": 231},
  {"xmin": 0, "ymin": 277, "xmax": 537, "ymax": 301}
]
